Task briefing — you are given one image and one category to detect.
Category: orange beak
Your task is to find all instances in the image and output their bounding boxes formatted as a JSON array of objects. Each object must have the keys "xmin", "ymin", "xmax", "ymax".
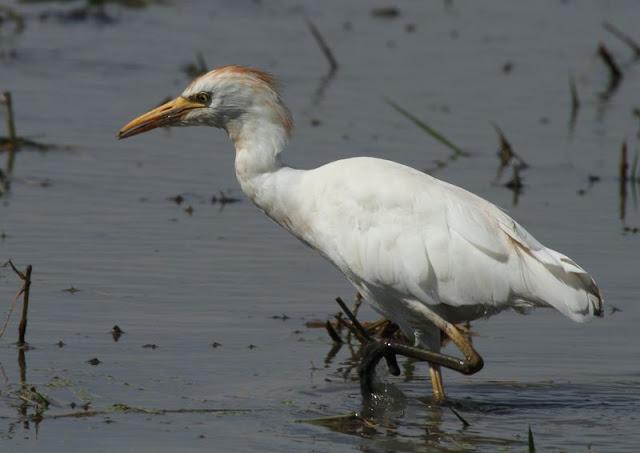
[{"xmin": 118, "ymin": 96, "xmax": 206, "ymax": 139}]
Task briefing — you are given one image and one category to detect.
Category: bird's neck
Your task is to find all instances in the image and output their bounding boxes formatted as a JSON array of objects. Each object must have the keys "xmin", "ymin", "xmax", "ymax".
[
  {"xmin": 228, "ymin": 118, "xmax": 309, "ymax": 241},
  {"xmin": 229, "ymin": 118, "xmax": 289, "ymax": 202}
]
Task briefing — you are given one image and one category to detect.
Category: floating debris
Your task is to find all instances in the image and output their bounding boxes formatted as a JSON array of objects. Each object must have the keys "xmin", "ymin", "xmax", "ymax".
[
  {"xmin": 87, "ymin": 358, "xmax": 101, "ymax": 366},
  {"xmin": 578, "ymin": 174, "xmax": 602, "ymax": 196},
  {"xmin": 182, "ymin": 52, "xmax": 208, "ymax": 78},
  {"xmin": 168, "ymin": 194, "xmax": 184, "ymax": 204},
  {"xmin": 62, "ymin": 286, "xmax": 79, "ymax": 294},
  {"xmin": 608, "ymin": 304, "xmax": 623, "ymax": 314},
  {"xmin": 111, "ymin": 325, "xmax": 124, "ymax": 341},
  {"xmin": 211, "ymin": 341, "xmax": 222, "ymax": 348},
  {"xmin": 271, "ymin": 314, "xmax": 290, "ymax": 321},
  {"xmin": 0, "ymin": 6, "xmax": 25, "ymax": 35},
  {"xmin": 142, "ymin": 344, "xmax": 158, "ymax": 349},
  {"xmin": 370, "ymin": 7, "xmax": 400, "ymax": 19},
  {"xmin": 33, "ymin": 0, "xmax": 167, "ymax": 24}
]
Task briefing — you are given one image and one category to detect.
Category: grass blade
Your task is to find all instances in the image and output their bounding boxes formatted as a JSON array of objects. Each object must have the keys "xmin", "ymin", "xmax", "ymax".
[
  {"xmin": 386, "ymin": 98, "xmax": 469, "ymax": 157},
  {"xmin": 528, "ymin": 425, "xmax": 536, "ymax": 452}
]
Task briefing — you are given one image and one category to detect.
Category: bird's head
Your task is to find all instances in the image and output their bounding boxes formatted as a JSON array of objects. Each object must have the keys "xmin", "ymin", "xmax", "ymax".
[{"xmin": 118, "ymin": 65, "xmax": 293, "ymax": 142}]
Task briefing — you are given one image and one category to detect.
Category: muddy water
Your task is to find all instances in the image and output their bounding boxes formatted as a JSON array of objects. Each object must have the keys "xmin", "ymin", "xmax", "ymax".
[{"xmin": 1, "ymin": 0, "xmax": 639, "ymax": 451}]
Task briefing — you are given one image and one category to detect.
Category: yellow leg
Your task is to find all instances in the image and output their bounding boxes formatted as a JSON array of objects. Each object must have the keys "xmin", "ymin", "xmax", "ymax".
[{"xmin": 429, "ymin": 364, "xmax": 446, "ymax": 404}]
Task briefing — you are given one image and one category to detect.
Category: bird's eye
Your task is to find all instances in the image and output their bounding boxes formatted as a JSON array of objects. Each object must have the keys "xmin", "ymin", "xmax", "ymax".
[{"xmin": 195, "ymin": 92, "xmax": 211, "ymax": 104}]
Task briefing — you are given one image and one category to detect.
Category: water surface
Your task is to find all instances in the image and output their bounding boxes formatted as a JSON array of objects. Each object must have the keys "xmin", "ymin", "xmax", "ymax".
[{"xmin": 1, "ymin": 0, "xmax": 639, "ymax": 451}]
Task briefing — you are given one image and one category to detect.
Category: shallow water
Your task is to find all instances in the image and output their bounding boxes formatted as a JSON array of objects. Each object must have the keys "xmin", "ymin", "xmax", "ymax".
[{"xmin": 1, "ymin": 0, "xmax": 639, "ymax": 451}]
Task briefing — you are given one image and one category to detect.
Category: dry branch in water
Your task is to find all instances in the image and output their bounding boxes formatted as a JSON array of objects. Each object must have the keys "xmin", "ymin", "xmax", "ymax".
[{"xmin": 0, "ymin": 260, "xmax": 33, "ymax": 345}]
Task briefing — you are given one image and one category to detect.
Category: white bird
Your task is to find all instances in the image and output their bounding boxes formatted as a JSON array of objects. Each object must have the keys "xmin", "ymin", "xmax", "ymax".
[{"xmin": 118, "ymin": 65, "xmax": 604, "ymax": 403}]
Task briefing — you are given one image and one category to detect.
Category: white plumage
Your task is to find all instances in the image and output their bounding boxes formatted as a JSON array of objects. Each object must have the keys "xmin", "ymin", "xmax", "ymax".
[
  {"xmin": 119, "ymin": 65, "xmax": 603, "ymax": 400},
  {"xmin": 241, "ymin": 156, "xmax": 603, "ymax": 350}
]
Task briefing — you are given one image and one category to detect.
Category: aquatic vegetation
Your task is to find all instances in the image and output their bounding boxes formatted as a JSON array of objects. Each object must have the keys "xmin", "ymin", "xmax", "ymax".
[
  {"xmin": 0, "ymin": 6, "xmax": 25, "ymax": 35},
  {"xmin": 20, "ymin": 0, "xmax": 169, "ymax": 24}
]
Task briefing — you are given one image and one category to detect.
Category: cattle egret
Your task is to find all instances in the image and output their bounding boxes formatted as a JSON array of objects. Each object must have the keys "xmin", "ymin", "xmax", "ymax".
[{"xmin": 119, "ymin": 66, "xmax": 604, "ymax": 403}]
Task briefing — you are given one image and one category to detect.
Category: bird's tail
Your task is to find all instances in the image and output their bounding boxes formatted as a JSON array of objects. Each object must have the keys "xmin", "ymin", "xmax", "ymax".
[{"xmin": 517, "ymin": 246, "xmax": 604, "ymax": 322}]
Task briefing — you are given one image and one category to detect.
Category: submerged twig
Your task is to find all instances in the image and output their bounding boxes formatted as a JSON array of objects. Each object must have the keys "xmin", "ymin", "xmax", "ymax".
[
  {"xmin": 620, "ymin": 141, "xmax": 629, "ymax": 183},
  {"xmin": 305, "ymin": 18, "xmax": 338, "ymax": 73},
  {"xmin": 620, "ymin": 141, "xmax": 628, "ymax": 221},
  {"xmin": 569, "ymin": 74, "xmax": 580, "ymax": 132},
  {"xmin": 603, "ymin": 22, "xmax": 640, "ymax": 57},
  {"xmin": 449, "ymin": 406, "xmax": 470, "ymax": 428}
]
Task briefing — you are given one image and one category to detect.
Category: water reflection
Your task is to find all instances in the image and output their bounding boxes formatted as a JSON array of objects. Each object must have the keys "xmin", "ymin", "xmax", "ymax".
[
  {"xmin": 305, "ymin": 17, "xmax": 338, "ymax": 106},
  {"xmin": 0, "ymin": 346, "xmax": 43, "ymax": 440}
]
